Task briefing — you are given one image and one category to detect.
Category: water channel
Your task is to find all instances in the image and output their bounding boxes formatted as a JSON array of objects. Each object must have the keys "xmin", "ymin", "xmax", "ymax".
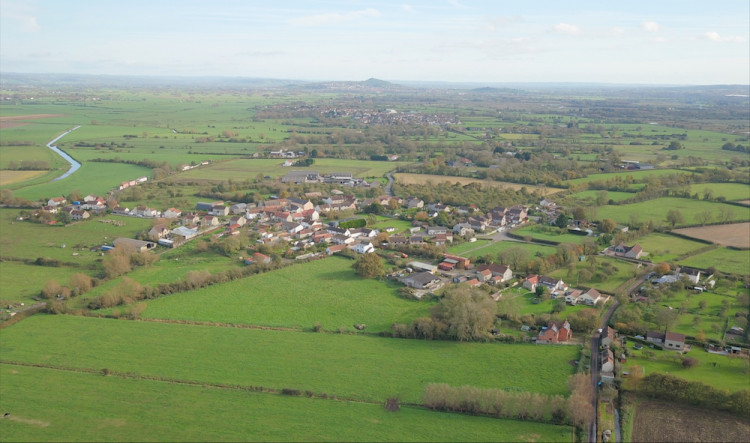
[{"xmin": 47, "ymin": 125, "xmax": 82, "ymax": 181}]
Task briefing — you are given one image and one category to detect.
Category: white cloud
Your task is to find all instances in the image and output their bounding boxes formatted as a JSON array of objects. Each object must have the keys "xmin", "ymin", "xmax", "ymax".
[
  {"xmin": 554, "ymin": 23, "xmax": 580, "ymax": 36},
  {"xmin": 704, "ymin": 31, "xmax": 746, "ymax": 43},
  {"xmin": 609, "ymin": 27, "xmax": 624, "ymax": 36},
  {"xmin": 1, "ymin": 0, "xmax": 40, "ymax": 32},
  {"xmin": 641, "ymin": 21, "xmax": 660, "ymax": 32},
  {"xmin": 400, "ymin": 4, "xmax": 414, "ymax": 13},
  {"xmin": 288, "ymin": 8, "xmax": 380, "ymax": 26}
]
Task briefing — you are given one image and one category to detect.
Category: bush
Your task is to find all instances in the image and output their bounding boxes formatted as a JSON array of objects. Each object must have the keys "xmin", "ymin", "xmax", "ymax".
[
  {"xmin": 385, "ymin": 397, "xmax": 401, "ymax": 412},
  {"xmin": 281, "ymin": 388, "xmax": 301, "ymax": 396},
  {"xmin": 681, "ymin": 357, "xmax": 699, "ymax": 369},
  {"xmin": 312, "ymin": 322, "xmax": 323, "ymax": 332}
]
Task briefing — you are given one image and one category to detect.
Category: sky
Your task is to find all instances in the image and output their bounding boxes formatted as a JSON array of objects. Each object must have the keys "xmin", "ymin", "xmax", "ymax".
[{"xmin": 1, "ymin": 0, "xmax": 748, "ymax": 85}]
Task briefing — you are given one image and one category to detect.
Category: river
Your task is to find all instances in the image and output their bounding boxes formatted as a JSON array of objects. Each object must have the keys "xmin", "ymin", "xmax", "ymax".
[{"xmin": 47, "ymin": 126, "xmax": 82, "ymax": 181}]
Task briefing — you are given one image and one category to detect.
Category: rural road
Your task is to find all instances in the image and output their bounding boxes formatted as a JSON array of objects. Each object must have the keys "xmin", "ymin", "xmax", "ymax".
[
  {"xmin": 385, "ymin": 171, "xmax": 395, "ymax": 197},
  {"xmin": 588, "ymin": 299, "xmax": 619, "ymax": 443}
]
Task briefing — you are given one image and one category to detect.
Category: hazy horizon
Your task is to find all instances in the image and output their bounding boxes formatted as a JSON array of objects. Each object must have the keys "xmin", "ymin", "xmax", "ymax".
[{"xmin": 1, "ymin": 0, "xmax": 748, "ymax": 85}]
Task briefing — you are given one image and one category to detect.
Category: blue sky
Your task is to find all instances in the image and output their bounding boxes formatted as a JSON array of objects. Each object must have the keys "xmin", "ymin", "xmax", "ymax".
[{"xmin": 1, "ymin": 0, "xmax": 748, "ymax": 84}]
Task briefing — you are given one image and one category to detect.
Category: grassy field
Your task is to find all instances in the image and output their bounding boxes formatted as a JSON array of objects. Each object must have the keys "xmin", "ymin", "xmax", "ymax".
[
  {"xmin": 0, "ymin": 364, "xmax": 572, "ymax": 443},
  {"xmin": 673, "ymin": 223, "xmax": 750, "ymax": 249},
  {"xmin": 141, "ymin": 256, "xmax": 431, "ymax": 333},
  {"xmin": 449, "ymin": 239, "xmax": 556, "ymax": 261},
  {"xmin": 596, "ymin": 197, "xmax": 750, "ymax": 228},
  {"xmin": 171, "ymin": 158, "xmax": 408, "ymax": 182},
  {"xmin": 636, "ymin": 232, "xmax": 711, "ymax": 263},
  {"xmin": 631, "ymin": 401, "xmax": 750, "ymax": 443},
  {"xmin": 678, "ymin": 247, "xmax": 750, "ymax": 275},
  {"xmin": 0, "ymin": 315, "xmax": 579, "ymax": 403},
  {"xmin": 11, "ymin": 162, "xmax": 152, "ymax": 201},
  {"xmin": 548, "ymin": 256, "xmax": 636, "ymax": 293},
  {"xmin": 0, "ymin": 209, "xmax": 153, "ymax": 266},
  {"xmin": 564, "ymin": 169, "xmax": 694, "ymax": 187},
  {"xmin": 0, "ymin": 170, "xmax": 48, "ymax": 186},
  {"xmin": 512, "ymin": 224, "xmax": 591, "ymax": 245},
  {"xmin": 567, "ymin": 190, "xmax": 635, "ymax": 203},
  {"xmin": 623, "ymin": 342, "xmax": 750, "ymax": 392},
  {"xmin": 687, "ymin": 183, "xmax": 750, "ymax": 202},
  {"xmin": 0, "ymin": 261, "xmax": 95, "ymax": 305}
]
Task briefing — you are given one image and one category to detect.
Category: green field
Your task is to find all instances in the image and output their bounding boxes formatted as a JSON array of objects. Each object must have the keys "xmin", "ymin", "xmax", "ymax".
[
  {"xmin": 596, "ymin": 197, "xmax": 750, "ymax": 228},
  {"xmin": 624, "ymin": 342, "xmax": 750, "ymax": 392},
  {"xmin": 636, "ymin": 233, "xmax": 711, "ymax": 263},
  {"xmin": 11, "ymin": 162, "xmax": 152, "ymax": 201},
  {"xmin": 564, "ymin": 169, "xmax": 694, "ymax": 187},
  {"xmin": 0, "ymin": 315, "xmax": 579, "ymax": 403},
  {"xmin": 170, "ymin": 158, "xmax": 408, "ymax": 182},
  {"xmin": 548, "ymin": 256, "xmax": 636, "ymax": 293},
  {"xmin": 512, "ymin": 224, "xmax": 591, "ymax": 245},
  {"xmin": 449, "ymin": 239, "xmax": 556, "ymax": 261},
  {"xmin": 687, "ymin": 183, "xmax": 750, "ymax": 202},
  {"xmin": 0, "ymin": 364, "xmax": 572, "ymax": 442},
  {"xmin": 141, "ymin": 256, "xmax": 431, "ymax": 333},
  {"xmin": 679, "ymin": 247, "xmax": 750, "ymax": 276},
  {"xmin": 0, "ymin": 261, "xmax": 95, "ymax": 305},
  {"xmin": 567, "ymin": 190, "xmax": 635, "ymax": 203},
  {"xmin": 0, "ymin": 209, "xmax": 153, "ymax": 266}
]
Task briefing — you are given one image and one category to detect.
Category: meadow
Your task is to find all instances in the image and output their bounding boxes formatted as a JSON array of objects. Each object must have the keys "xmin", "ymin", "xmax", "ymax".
[
  {"xmin": 673, "ymin": 223, "xmax": 750, "ymax": 249},
  {"xmin": 512, "ymin": 224, "xmax": 591, "ymax": 245},
  {"xmin": 596, "ymin": 197, "xmax": 750, "ymax": 228},
  {"xmin": 548, "ymin": 256, "xmax": 636, "ymax": 293},
  {"xmin": 171, "ymin": 158, "xmax": 408, "ymax": 183},
  {"xmin": 564, "ymin": 169, "xmax": 694, "ymax": 187},
  {"xmin": 0, "ymin": 315, "xmax": 580, "ymax": 403},
  {"xmin": 448, "ymin": 239, "xmax": 556, "ymax": 261},
  {"xmin": 623, "ymin": 342, "xmax": 750, "ymax": 392},
  {"xmin": 0, "ymin": 364, "xmax": 573, "ymax": 442},
  {"xmin": 635, "ymin": 232, "xmax": 711, "ymax": 263},
  {"xmin": 567, "ymin": 190, "xmax": 635, "ymax": 203},
  {"xmin": 0, "ymin": 261, "xmax": 95, "ymax": 305},
  {"xmin": 141, "ymin": 256, "xmax": 431, "ymax": 333},
  {"xmin": 631, "ymin": 401, "xmax": 750, "ymax": 443},
  {"xmin": 0, "ymin": 209, "xmax": 153, "ymax": 265},
  {"xmin": 678, "ymin": 247, "xmax": 750, "ymax": 275},
  {"xmin": 687, "ymin": 182, "xmax": 750, "ymax": 202}
]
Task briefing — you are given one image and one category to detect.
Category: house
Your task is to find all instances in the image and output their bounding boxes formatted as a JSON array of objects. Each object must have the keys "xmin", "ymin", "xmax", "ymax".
[
  {"xmin": 523, "ymin": 275, "xmax": 540, "ymax": 292},
  {"xmin": 211, "ymin": 205, "xmax": 229, "ymax": 216},
  {"xmin": 148, "ymin": 224, "xmax": 170, "ymax": 240},
  {"xmin": 539, "ymin": 276, "xmax": 566, "ymax": 292},
  {"xmin": 680, "ymin": 267, "xmax": 702, "ymax": 284},
  {"xmin": 182, "ymin": 213, "xmax": 200, "ymax": 226},
  {"xmin": 251, "ymin": 252, "xmax": 272, "ymax": 264},
  {"xmin": 612, "ymin": 242, "xmax": 646, "ymax": 259},
  {"xmin": 47, "ymin": 197, "xmax": 67, "ymax": 207},
  {"xmin": 288, "ymin": 198, "xmax": 314, "ymax": 212},
  {"xmin": 477, "ymin": 269, "xmax": 493, "ymax": 282},
  {"xmin": 452, "ymin": 223, "xmax": 474, "ymax": 237},
  {"xmin": 476, "ymin": 264, "xmax": 513, "ymax": 283},
  {"xmin": 405, "ymin": 197, "xmax": 424, "ymax": 209},
  {"xmin": 601, "ymin": 349, "xmax": 615, "ymax": 374},
  {"xmin": 426, "ymin": 226, "xmax": 449, "ymax": 236},
  {"xmin": 401, "ymin": 272, "xmax": 441, "ymax": 289},
  {"xmin": 163, "ymin": 208, "xmax": 182, "ymax": 219},
  {"xmin": 228, "ymin": 216, "xmax": 246, "ymax": 227},
  {"xmin": 196, "ymin": 201, "xmax": 221, "ymax": 211},
  {"xmin": 354, "ymin": 241, "xmax": 375, "ymax": 254},
  {"xmin": 645, "ymin": 331, "xmax": 686, "ymax": 350},
  {"xmin": 537, "ymin": 320, "xmax": 572, "ymax": 344},
  {"xmin": 389, "ymin": 235, "xmax": 408, "ymax": 246},
  {"xmin": 325, "ymin": 244, "xmax": 347, "ymax": 255},
  {"xmin": 601, "ymin": 327, "xmax": 617, "ymax": 347},
  {"xmin": 229, "ymin": 203, "xmax": 248, "ymax": 215},
  {"xmin": 201, "ymin": 215, "xmax": 220, "ymax": 227},
  {"xmin": 578, "ymin": 288, "xmax": 605, "ymax": 305},
  {"xmin": 565, "ymin": 289, "xmax": 583, "ymax": 305},
  {"xmin": 70, "ymin": 209, "xmax": 90, "ymax": 220},
  {"xmin": 465, "ymin": 278, "xmax": 481, "ymax": 287}
]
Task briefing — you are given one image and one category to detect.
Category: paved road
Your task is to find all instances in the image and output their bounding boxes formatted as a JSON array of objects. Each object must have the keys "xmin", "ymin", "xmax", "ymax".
[
  {"xmin": 384, "ymin": 171, "xmax": 395, "ymax": 197},
  {"xmin": 588, "ymin": 299, "xmax": 619, "ymax": 443}
]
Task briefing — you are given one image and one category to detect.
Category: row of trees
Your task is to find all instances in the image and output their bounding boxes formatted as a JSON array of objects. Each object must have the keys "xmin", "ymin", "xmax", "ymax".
[{"xmin": 422, "ymin": 373, "xmax": 594, "ymax": 428}]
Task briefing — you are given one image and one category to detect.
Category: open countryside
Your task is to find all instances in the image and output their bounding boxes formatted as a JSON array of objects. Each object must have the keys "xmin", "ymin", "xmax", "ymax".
[{"xmin": 1, "ymin": 72, "xmax": 748, "ymax": 442}]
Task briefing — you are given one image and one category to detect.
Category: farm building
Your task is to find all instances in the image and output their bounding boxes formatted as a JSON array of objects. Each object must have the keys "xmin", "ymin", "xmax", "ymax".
[
  {"xmin": 401, "ymin": 272, "xmax": 441, "ymax": 289},
  {"xmin": 112, "ymin": 238, "xmax": 156, "ymax": 252},
  {"xmin": 537, "ymin": 320, "xmax": 572, "ymax": 344},
  {"xmin": 408, "ymin": 261, "xmax": 438, "ymax": 273}
]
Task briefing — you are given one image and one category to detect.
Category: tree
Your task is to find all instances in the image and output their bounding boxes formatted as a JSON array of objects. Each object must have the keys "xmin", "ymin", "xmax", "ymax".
[
  {"xmin": 363, "ymin": 202, "xmax": 384, "ymax": 215},
  {"xmin": 41, "ymin": 279, "xmax": 64, "ymax": 299},
  {"xmin": 432, "ymin": 286, "xmax": 495, "ymax": 341},
  {"xmin": 655, "ymin": 262, "xmax": 671, "ymax": 276},
  {"xmin": 566, "ymin": 373, "xmax": 593, "ymax": 428},
  {"xmin": 596, "ymin": 190, "xmax": 609, "ymax": 206},
  {"xmin": 352, "ymin": 253, "xmax": 385, "ymax": 279},
  {"xmin": 69, "ymin": 273, "xmax": 93, "ymax": 296},
  {"xmin": 666, "ymin": 141, "xmax": 683, "ymax": 150},
  {"xmin": 694, "ymin": 211, "xmax": 712, "ymax": 226},
  {"xmin": 599, "ymin": 218, "xmax": 616, "ymax": 234},
  {"xmin": 498, "ymin": 246, "xmax": 530, "ymax": 271},
  {"xmin": 665, "ymin": 209, "xmax": 684, "ymax": 228},
  {"xmin": 572, "ymin": 206, "xmax": 586, "ymax": 221},
  {"xmin": 655, "ymin": 307, "xmax": 679, "ymax": 331},
  {"xmin": 555, "ymin": 214, "xmax": 570, "ymax": 229}
]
